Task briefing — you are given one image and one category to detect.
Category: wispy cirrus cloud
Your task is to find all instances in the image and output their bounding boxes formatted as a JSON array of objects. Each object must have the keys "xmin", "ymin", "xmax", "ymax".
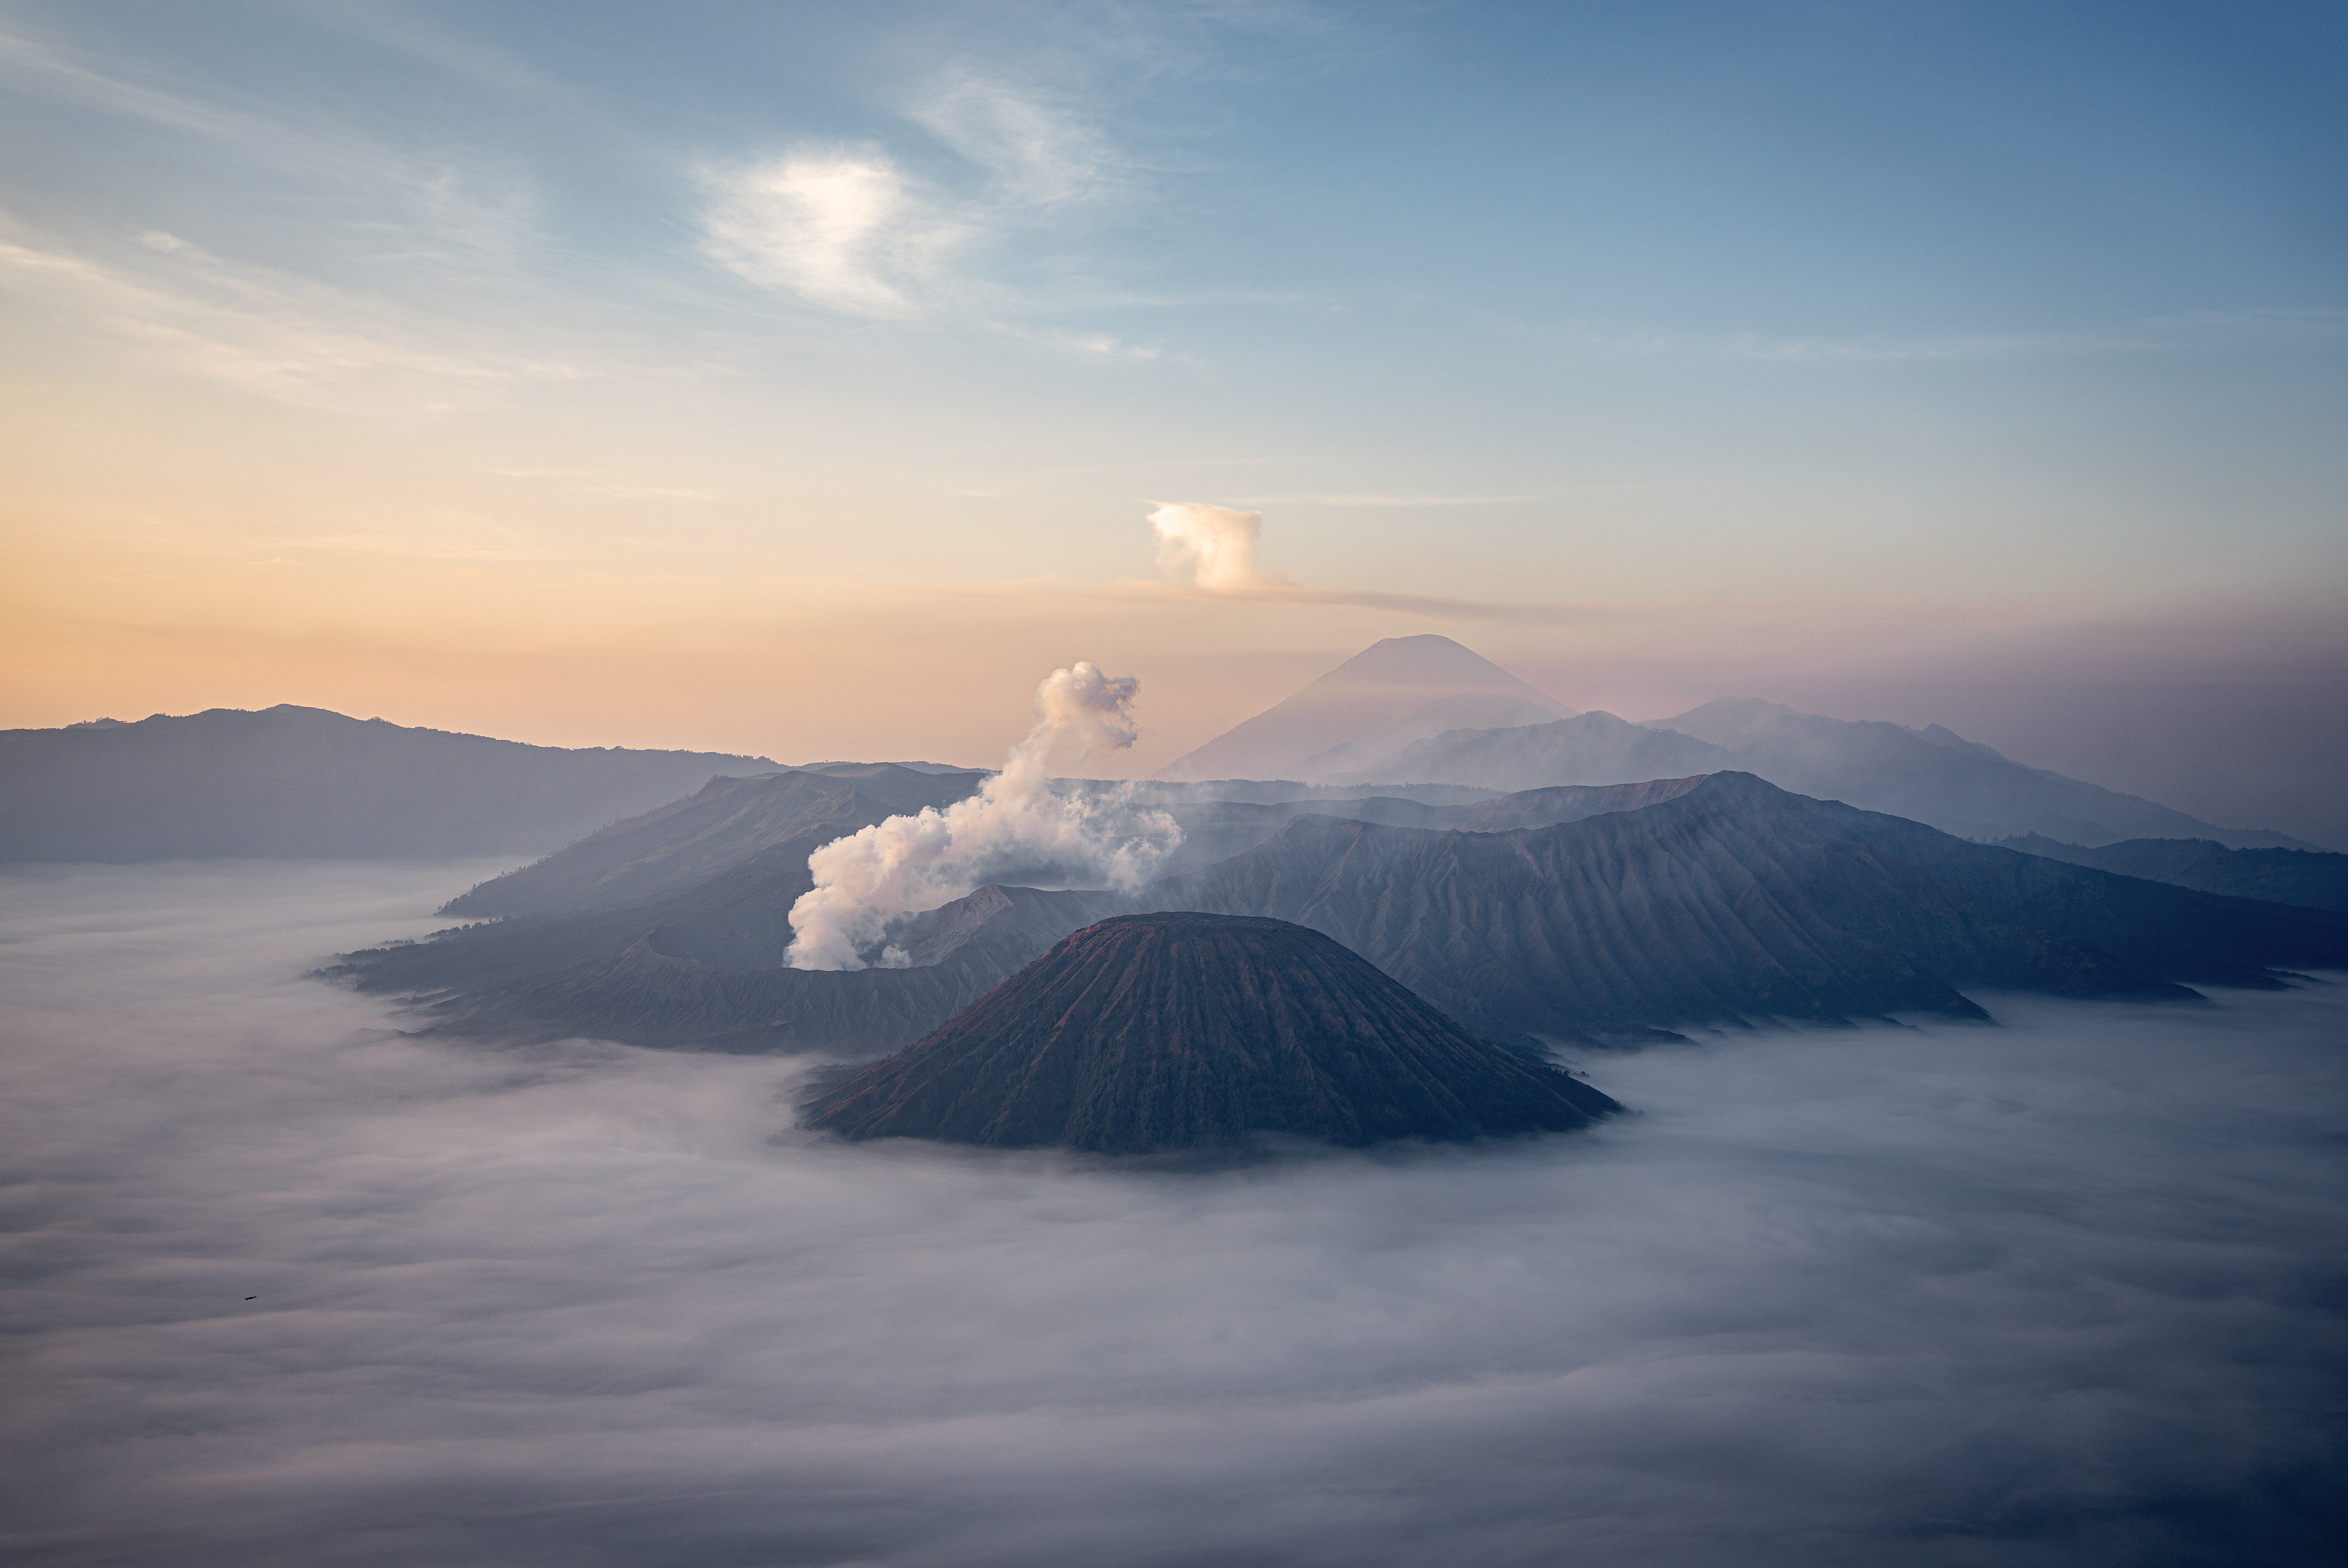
[
  {"xmin": 0, "ymin": 226, "xmax": 587, "ymax": 410},
  {"xmin": 1230, "ymin": 493, "xmax": 1526, "ymax": 507},
  {"xmin": 1060, "ymin": 331, "xmax": 1162, "ymax": 360},
  {"xmin": 0, "ymin": 25, "xmax": 534, "ymax": 266},
  {"xmin": 1148, "ymin": 581, "xmax": 1595, "ymax": 624},
  {"xmin": 700, "ymin": 76, "xmax": 1123, "ymax": 323},
  {"xmin": 1560, "ymin": 308, "xmax": 2348, "ymax": 365},
  {"xmin": 0, "ymin": 23, "xmax": 581, "ymax": 410},
  {"xmin": 912, "ymin": 77, "xmax": 1120, "ymax": 207}
]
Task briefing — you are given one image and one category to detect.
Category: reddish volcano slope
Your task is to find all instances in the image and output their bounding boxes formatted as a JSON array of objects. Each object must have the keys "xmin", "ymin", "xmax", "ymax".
[{"xmin": 804, "ymin": 912, "xmax": 1618, "ymax": 1153}]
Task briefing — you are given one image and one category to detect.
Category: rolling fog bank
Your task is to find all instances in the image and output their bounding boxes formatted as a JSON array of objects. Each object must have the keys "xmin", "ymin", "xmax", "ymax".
[{"xmin": 2, "ymin": 863, "xmax": 2342, "ymax": 1566}]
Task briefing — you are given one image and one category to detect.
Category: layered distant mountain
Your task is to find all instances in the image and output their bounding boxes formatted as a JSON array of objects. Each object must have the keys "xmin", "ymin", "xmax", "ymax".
[
  {"xmin": 1153, "ymin": 634, "xmax": 1574, "ymax": 782},
  {"xmin": 804, "ymin": 912, "xmax": 1618, "ymax": 1153},
  {"xmin": 1339, "ymin": 697, "xmax": 2312, "ymax": 850},
  {"xmin": 1639, "ymin": 699, "xmax": 2316, "ymax": 849},
  {"xmin": 1162, "ymin": 638, "xmax": 2319, "ymax": 850},
  {"xmin": 1337, "ymin": 711, "xmax": 1728, "ymax": 794},
  {"xmin": 1997, "ymin": 835, "xmax": 2348, "ymax": 914},
  {"xmin": 336, "ymin": 771, "xmax": 2348, "ymax": 1057},
  {"xmin": 0, "ymin": 706, "xmax": 777, "ymax": 862}
]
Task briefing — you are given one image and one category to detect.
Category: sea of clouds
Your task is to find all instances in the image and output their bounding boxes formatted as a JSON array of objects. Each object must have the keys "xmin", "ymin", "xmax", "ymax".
[{"xmin": 2, "ymin": 861, "xmax": 2342, "ymax": 1567}]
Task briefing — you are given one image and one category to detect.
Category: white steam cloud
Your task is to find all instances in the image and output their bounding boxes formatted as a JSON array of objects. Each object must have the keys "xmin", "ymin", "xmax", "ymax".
[
  {"xmin": 1149, "ymin": 501, "xmax": 1286, "ymax": 593},
  {"xmin": 784, "ymin": 662, "xmax": 1180, "ymax": 970}
]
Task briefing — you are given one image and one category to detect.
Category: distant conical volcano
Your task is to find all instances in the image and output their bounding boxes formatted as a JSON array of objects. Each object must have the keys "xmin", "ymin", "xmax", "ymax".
[
  {"xmin": 1153, "ymin": 633, "xmax": 1575, "ymax": 782},
  {"xmin": 803, "ymin": 912, "xmax": 1618, "ymax": 1153}
]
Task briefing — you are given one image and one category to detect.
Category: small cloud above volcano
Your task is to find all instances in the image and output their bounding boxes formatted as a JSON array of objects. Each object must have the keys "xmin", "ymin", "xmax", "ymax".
[
  {"xmin": 1141, "ymin": 501, "xmax": 1578, "ymax": 624},
  {"xmin": 1148, "ymin": 502, "xmax": 1287, "ymax": 593}
]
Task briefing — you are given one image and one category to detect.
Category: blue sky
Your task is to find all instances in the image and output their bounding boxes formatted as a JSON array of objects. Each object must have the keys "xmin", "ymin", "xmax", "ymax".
[{"xmin": 2, "ymin": 1, "xmax": 2342, "ymax": 835}]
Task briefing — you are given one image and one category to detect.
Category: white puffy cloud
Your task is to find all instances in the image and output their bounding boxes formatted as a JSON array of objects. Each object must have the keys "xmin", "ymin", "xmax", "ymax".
[
  {"xmin": 1148, "ymin": 501, "xmax": 1285, "ymax": 593},
  {"xmin": 700, "ymin": 150, "xmax": 962, "ymax": 317}
]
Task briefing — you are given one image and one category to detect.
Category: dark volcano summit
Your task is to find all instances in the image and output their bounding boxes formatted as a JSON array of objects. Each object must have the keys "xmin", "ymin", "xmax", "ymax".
[{"xmin": 804, "ymin": 912, "xmax": 1619, "ymax": 1154}]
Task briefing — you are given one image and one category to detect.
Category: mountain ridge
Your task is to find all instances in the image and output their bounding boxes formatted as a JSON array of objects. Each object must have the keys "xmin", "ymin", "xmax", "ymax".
[
  {"xmin": 1996, "ymin": 833, "xmax": 2348, "ymax": 914},
  {"xmin": 1347, "ymin": 699, "xmax": 2312, "ymax": 849},
  {"xmin": 332, "ymin": 772, "xmax": 2348, "ymax": 1058},
  {"xmin": 442, "ymin": 763, "xmax": 986, "ymax": 918},
  {"xmin": 1636, "ymin": 699, "xmax": 2319, "ymax": 849},
  {"xmin": 1146, "ymin": 637, "xmax": 2319, "ymax": 849},
  {"xmin": 0, "ymin": 704, "xmax": 776, "ymax": 862}
]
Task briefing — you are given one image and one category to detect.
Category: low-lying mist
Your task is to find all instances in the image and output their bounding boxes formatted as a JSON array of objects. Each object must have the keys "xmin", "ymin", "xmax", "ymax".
[{"xmin": 2, "ymin": 863, "xmax": 2341, "ymax": 1567}]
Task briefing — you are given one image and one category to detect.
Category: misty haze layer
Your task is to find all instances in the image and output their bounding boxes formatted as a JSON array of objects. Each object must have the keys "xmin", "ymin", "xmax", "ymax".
[{"xmin": 3, "ymin": 864, "xmax": 2342, "ymax": 1567}]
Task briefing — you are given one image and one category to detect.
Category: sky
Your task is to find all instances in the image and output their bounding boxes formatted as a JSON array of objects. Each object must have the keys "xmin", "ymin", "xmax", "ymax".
[
  {"xmin": 5, "ymin": 859, "xmax": 2343, "ymax": 1565},
  {"xmin": 1, "ymin": 2, "xmax": 2342, "ymax": 831}
]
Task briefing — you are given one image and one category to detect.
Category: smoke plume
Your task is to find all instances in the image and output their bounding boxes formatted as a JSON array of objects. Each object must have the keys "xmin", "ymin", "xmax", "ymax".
[
  {"xmin": 1149, "ymin": 502, "xmax": 1284, "ymax": 592},
  {"xmin": 784, "ymin": 662, "xmax": 1180, "ymax": 970}
]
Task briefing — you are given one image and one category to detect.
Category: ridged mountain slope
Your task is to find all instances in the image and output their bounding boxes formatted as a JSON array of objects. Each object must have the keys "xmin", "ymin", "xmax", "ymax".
[
  {"xmin": 443, "ymin": 763, "xmax": 983, "ymax": 917},
  {"xmin": 344, "ymin": 778, "xmax": 1726, "ymax": 1008},
  {"xmin": 1455, "ymin": 775, "xmax": 1712, "ymax": 829},
  {"xmin": 1141, "ymin": 773, "xmax": 2348, "ymax": 1041},
  {"xmin": 335, "ymin": 773, "xmax": 2348, "ymax": 1058},
  {"xmin": 804, "ymin": 913, "xmax": 1619, "ymax": 1152},
  {"xmin": 1345, "ymin": 712, "xmax": 1731, "ymax": 793},
  {"xmin": 1646, "ymin": 699, "xmax": 2312, "ymax": 848},
  {"xmin": 333, "ymin": 885, "xmax": 1129, "ymax": 1056},
  {"xmin": 1997, "ymin": 835, "xmax": 2348, "ymax": 914}
]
